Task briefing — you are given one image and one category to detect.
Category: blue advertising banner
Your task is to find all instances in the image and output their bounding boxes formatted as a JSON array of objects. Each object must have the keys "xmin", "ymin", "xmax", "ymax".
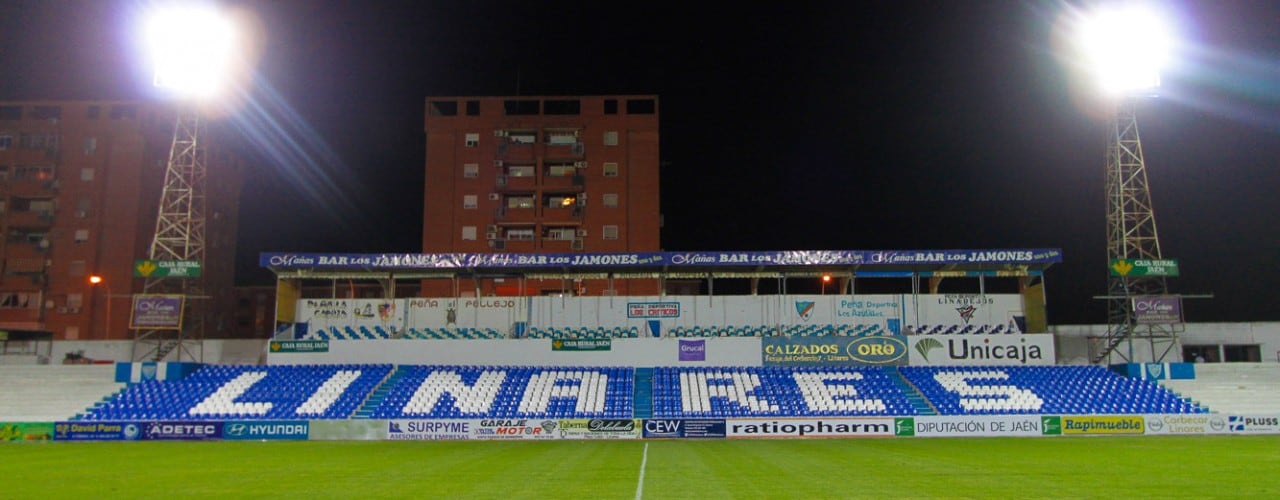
[
  {"xmin": 261, "ymin": 249, "xmax": 1063, "ymax": 270},
  {"xmin": 762, "ymin": 336, "xmax": 909, "ymax": 367},
  {"xmin": 142, "ymin": 421, "xmax": 224, "ymax": 441},
  {"xmin": 54, "ymin": 422, "xmax": 143, "ymax": 441},
  {"xmin": 223, "ymin": 421, "xmax": 310, "ymax": 440},
  {"xmin": 642, "ymin": 419, "xmax": 727, "ymax": 438}
]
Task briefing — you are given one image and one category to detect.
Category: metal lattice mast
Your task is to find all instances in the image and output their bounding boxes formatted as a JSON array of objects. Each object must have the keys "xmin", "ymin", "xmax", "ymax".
[
  {"xmin": 132, "ymin": 105, "xmax": 207, "ymax": 362},
  {"xmin": 1094, "ymin": 99, "xmax": 1174, "ymax": 363}
]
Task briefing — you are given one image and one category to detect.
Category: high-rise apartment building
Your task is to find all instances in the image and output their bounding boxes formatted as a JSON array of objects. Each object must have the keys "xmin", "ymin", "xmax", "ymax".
[
  {"xmin": 422, "ymin": 95, "xmax": 660, "ymax": 296},
  {"xmin": 0, "ymin": 101, "xmax": 244, "ymax": 341}
]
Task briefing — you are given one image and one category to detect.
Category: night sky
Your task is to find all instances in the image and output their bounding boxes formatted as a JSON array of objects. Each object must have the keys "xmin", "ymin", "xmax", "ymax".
[{"xmin": 2, "ymin": 1, "xmax": 1278, "ymax": 325}]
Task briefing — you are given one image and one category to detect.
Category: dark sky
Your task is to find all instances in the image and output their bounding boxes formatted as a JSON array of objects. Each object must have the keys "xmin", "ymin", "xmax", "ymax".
[{"xmin": 2, "ymin": 0, "xmax": 1278, "ymax": 325}]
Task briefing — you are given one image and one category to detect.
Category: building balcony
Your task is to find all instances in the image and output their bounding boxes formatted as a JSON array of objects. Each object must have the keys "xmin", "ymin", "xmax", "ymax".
[
  {"xmin": 493, "ymin": 206, "xmax": 537, "ymax": 223},
  {"xmin": 4, "ymin": 210, "xmax": 56, "ymax": 228},
  {"xmin": 496, "ymin": 174, "xmax": 536, "ymax": 192},
  {"xmin": 541, "ymin": 174, "xmax": 585, "ymax": 192},
  {"xmin": 541, "ymin": 206, "xmax": 584, "ymax": 222},
  {"xmin": 545, "ymin": 142, "xmax": 584, "ymax": 159}
]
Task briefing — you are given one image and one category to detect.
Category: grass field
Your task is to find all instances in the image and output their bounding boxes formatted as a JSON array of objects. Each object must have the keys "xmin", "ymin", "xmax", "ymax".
[{"xmin": 3, "ymin": 436, "xmax": 1279, "ymax": 498}]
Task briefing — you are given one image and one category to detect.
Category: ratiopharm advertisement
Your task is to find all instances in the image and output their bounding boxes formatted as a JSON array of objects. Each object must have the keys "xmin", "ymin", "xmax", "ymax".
[
  {"xmin": 725, "ymin": 418, "xmax": 894, "ymax": 438},
  {"xmin": 908, "ymin": 334, "xmax": 1055, "ymax": 366},
  {"xmin": 762, "ymin": 336, "xmax": 908, "ymax": 367}
]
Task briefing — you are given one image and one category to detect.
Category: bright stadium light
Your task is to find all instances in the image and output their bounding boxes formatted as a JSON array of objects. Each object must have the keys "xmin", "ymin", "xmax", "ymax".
[
  {"xmin": 145, "ymin": 3, "xmax": 238, "ymax": 98},
  {"xmin": 1074, "ymin": 4, "xmax": 1173, "ymax": 96}
]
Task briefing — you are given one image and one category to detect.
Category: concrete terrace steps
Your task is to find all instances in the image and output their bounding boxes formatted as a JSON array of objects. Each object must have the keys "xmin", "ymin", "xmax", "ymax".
[
  {"xmin": 0, "ymin": 365, "xmax": 125, "ymax": 421},
  {"xmin": 1161, "ymin": 363, "xmax": 1280, "ymax": 414}
]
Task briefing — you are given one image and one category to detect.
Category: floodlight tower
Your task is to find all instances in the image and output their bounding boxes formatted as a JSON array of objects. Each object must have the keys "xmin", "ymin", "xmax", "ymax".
[
  {"xmin": 1075, "ymin": 5, "xmax": 1178, "ymax": 363},
  {"xmin": 134, "ymin": 4, "xmax": 238, "ymax": 361}
]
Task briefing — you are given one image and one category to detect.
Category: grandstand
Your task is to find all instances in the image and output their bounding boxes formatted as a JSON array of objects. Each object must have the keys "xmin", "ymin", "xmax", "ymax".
[{"xmin": 0, "ymin": 365, "xmax": 123, "ymax": 421}]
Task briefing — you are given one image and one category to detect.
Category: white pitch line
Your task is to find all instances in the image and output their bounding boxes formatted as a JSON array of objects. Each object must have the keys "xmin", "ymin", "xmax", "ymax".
[{"xmin": 635, "ymin": 442, "xmax": 650, "ymax": 500}]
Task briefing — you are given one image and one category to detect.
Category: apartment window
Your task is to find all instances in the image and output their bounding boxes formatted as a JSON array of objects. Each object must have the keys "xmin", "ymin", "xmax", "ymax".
[
  {"xmin": 108, "ymin": 105, "xmax": 136, "ymax": 120},
  {"xmin": 464, "ymin": 133, "xmax": 479, "ymax": 147},
  {"xmin": 603, "ymin": 162, "xmax": 619, "ymax": 177},
  {"xmin": 74, "ymin": 229, "xmax": 89, "ymax": 243},
  {"xmin": 463, "ymin": 163, "xmax": 479, "ymax": 178},
  {"xmin": 545, "ymin": 130, "xmax": 578, "ymax": 145},
  {"xmin": 67, "ymin": 293, "xmax": 83, "ymax": 309},
  {"xmin": 603, "ymin": 131, "xmax": 618, "ymax": 146},
  {"xmin": 81, "ymin": 168, "xmax": 95, "ymax": 181},
  {"xmin": 506, "ymin": 228, "xmax": 535, "ymax": 240},
  {"xmin": 87, "ymin": 105, "xmax": 101, "ymax": 119},
  {"xmin": 604, "ymin": 99, "xmax": 618, "ymax": 115},
  {"xmin": 603, "ymin": 225, "xmax": 620, "ymax": 240},
  {"xmin": 507, "ymin": 131, "xmax": 537, "ymax": 144},
  {"xmin": 14, "ymin": 165, "xmax": 54, "ymax": 181},
  {"xmin": 463, "ymin": 194, "xmax": 478, "ymax": 209},
  {"xmin": 503, "ymin": 100, "xmax": 539, "ymax": 115},
  {"xmin": 543, "ymin": 100, "xmax": 580, "ymax": 115},
  {"xmin": 77, "ymin": 198, "xmax": 91, "ymax": 217},
  {"xmin": 0, "ymin": 292, "xmax": 36, "ymax": 309},
  {"xmin": 83, "ymin": 137, "xmax": 97, "ymax": 155},
  {"xmin": 466, "ymin": 100, "xmax": 480, "ymax": 116},
  {"xmin": 31, "ymin": 106, "xmax": 61, "ymax": 120},
  {"xmin": 428, "ymin": 100, "xmax": 458, "ymax": 116},
  {"xmin": 0, "ymin": 135, "xmax": 11, "ymax": 150},
  {"xmin": 545, "ymin": 227, "xmax": 576, "ymax": 240},
  {"xmin": 547, "ymin": 165, "xmax": 575, "ymax": 177},
  {"xmin": 626, "ymin": 99, "xmax": 656, "ymax": 115},
  {"xmin": 603, "ymin": 193, "xmax": 619, "ymax": 208},
  {"xmin": 507, "ymin": 165, "xmax": 534, "ymax": 177},
  {"xmin": 507, "ymin": 196, "xmax": 535, "ymax": 209},
  {"xmin": 461, "ymin": 226, "xmax": 477, "ymax": 240},
  {"xmin": 546, "ymin": 195, "xmax": 577, "ymax": 208},
  {"xmin": 69, "ymin": 260, "xmax": 86, "ymax": 276}
]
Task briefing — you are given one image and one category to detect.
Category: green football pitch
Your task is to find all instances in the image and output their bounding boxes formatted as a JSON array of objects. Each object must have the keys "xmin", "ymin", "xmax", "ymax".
[{"xmin": 3, "ymin": 436, "xmax": 1278, "ymax": 498}]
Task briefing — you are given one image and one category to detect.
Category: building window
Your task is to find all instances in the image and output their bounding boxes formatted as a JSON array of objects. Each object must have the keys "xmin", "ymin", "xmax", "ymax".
[
  {"xmin": 0, "ymin": 198, "xmax": 5, "ymax": 213},
  {"xmin": 547, "ymin": 164, "xmax": 575, "ymax": 177},
  {"xmin": 506, "ymin": 228, "xmax": 534, "ymax": 240},
  {"xmin": 507, "ymin": 165, "xmax": 534, "ymax": 177},
  {"xmin": 603, "ymin": 131, "xmax": 618, "ymax": 146},
  {"xmin": 603, "ymin": 225, "xmax": 620, "ymax": 240},
  {"xmin": 428, "ymin": 100, "xmax": 458, "ymax": 116},
  {"xmin": 83, "ymin": 137, "xmax": 96, "ymax": 155},
  {"xmin": 545, "ymin": 227, "xmax": 576, "ymax": 240},
  {"xmin": 603, "ymin": 193, "xmax": 619, "ymax": 208},
  {"xmin": 87, "ymin": 105, "xmax": 101, "ymax": 119},
  {"xmin": 463, "ymin": 194, "xmax": 478, "ymax": 209},
  {"xmin": 0, "ymin": 135, "xmax": 11, "ymax": 150},
  {"xmin": 67, "ymin": 293, "xmax": 83, "ymax": 309},
  {"xmin": 463, "ymin": 163, "xmax": 479, "ymax": 178},
  {"xmin": 77, "ymin": 198, "xmax": 91, "ymax": 218},
  {"xmin": 466, "ymin": 100, "xmax": 480, "ymax": 116},
  {"xmin": 0, "ymin": 292, "xmax": 36, "ymax": 309},
  {"xmin": 81, "ymin": 168, "xmax": 95, "ymax": 181},
  {"xmin": 603, "ymin": 162, "xmax": 619, "ymax": 177},
  {"xmin": 69, "ymin": 260, "xmax": 86, "ymax": 276},
  {"xmin": 507, "ymin": 196, "xmax": 535, "ymax": 209},
  {"xmin": 108, "ymin": 105, "xmax": 136, "ymax": 120},
  {"xmin": 545, "ymin": 130, "xmax": 578, "ymax": 145},
  {"xmin": 31, "ymin": 106, "xmax": 61, "ymax": 120},
  {"xmin": 74, "ymin": 229, "xmax": 89, "ymax": 242},
  {"xmin": 14, "ymin": 165, "xmax": 54, "ymax": 181},
  {"xmin": 604, "ymin": 99, "xmax": 618, "ymax": 115},
  {"xmin": 626, "ymin": 99, "xmax": 656, "ymax": 115},
  {"xmin": 461, "ymin": 226, "xmax": 477, "ymax": 240},
  {"xmin": 464, "ymin": 133, "xmax": 479, "ymax": 147}
]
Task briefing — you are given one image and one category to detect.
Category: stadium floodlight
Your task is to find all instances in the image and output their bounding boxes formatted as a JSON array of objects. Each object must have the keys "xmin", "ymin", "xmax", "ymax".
[
  {"xmin": 145, "ymin": 3, "xmax": 238, "ymax": 98},
  {"xmin": 1074, "ymin": 4, "xmax": 1172, "ymax": 96}
]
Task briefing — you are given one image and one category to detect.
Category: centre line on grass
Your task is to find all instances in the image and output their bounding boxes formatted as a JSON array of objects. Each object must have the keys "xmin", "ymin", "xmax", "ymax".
[{"xmin": 634, "ymin": 442, "xmax": 650, "ymax": 500}]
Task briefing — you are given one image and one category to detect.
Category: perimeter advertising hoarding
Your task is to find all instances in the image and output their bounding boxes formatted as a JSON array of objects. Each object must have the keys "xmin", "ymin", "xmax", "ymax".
[
  {"xmin": 892, "ymin": 416, "xmax": 1050, "ymax": 437},
  {"xmin": 642, "ymin": 419, "xmax": 727, "ymax": 438},
  {"xmin": 0, "ymin": 422, "xmax": 53, "ymax": 441},
  {"xmin": 762, "ymin": 336, "xmax": 908, "ymax": 367},
  {"xmin": 1060, "ymin": 416, "xmax": 1144, "ymax": 435},
  {"xmin": 387, "ymin": 420, "xmax": 473, "ymax": 440},
  {"xmin": 473, "ymin": 419, "xmax": 560, "ymax": 440},
  {"xmin": 54, "ymin": 422, "xmax": 142, "ymax": 441},
  {"xmin": 1226, "ymin": 415, "xmax": 1280, "ymax": 434},
  {"xmin": 223, "ymin": 421, "xmax": 310, "ymax": 440},
  {"xmin": 725, "ymin": 418, "xmax": 893, "ymax": 438},
  {"xmin": 557, "ymin": 419, "xmax": 640, "ymax": 439},
  {"xmin": 141, "ymin": 421, "xmax": 223, "ymax": 441},
  {"xmin": 1142, "ymin": 414, "xmax": 1228, "ymax": 435},
  {"xmin": 907, "ymin": 334, "xmax": 1055, "ymax": 366}
]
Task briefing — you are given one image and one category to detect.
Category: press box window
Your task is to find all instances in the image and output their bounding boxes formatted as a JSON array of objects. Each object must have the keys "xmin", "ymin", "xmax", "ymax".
[
  {"xmin": 461, "ymin": 226, "xmax": 477, "ymax": 240},
  {"xmin": 603, "ymin": 225, "xmax": 620, "ymax": 240},
  {"xmin": 464, "ymin": 133, "xmax": 480, "ymax": 147},
  {"xmin": 463, "ymin": 163, "xmax": 479, "ymax": 178},
  {"xmin": 603, "ymin": 162, "xmax": 619, "ymax": 177}
]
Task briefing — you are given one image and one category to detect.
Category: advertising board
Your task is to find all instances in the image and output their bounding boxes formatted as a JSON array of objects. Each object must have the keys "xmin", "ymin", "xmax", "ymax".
[
  {"xmin": 54, "ymin": 421, "xmax": 142, "ymax": 441},
  {"xmin": 642, "ymin": 419, "xmax": 727, "ymax": 439},
  {"xmin": 1142, "ymin": 414, "xmax": 1227, "ymax": 435},
  {"xmin": 223, "ymin": 421, "xmax": 310, "ymax": 440},
  {"xmin": 0, "ymin": 422, "xmax": 53, "ymax": 441},
  {"xmin": 1061, "ymin": 416, "xmax": 1144, "ymax": 435},
  {"xmin": 678, "ymin": 339, "xmax": 706, "ymax": 362},
  {"xmin": 725, "ymin": 418, "xmax": 893, "ymax": 438},
  {"xmin": 762, "ymin": 336, "xmax": 908, "ymax": 367},
  {"xmin": 893, "ymin": 416, "xmax": 1049, "ymax": 437},
  {"xmin": 129, "ymin": 294, "xmax": 185, "ymax": 329},
  {"xmin": 472, "ymin": 419, "xmax": 559, "ymax": 440},
  {"xmin": 908, "ymin": 334, "xmax": 1055, "ymax": 366},
  {"xmin": 387, "ymin": 420, "xmax": 472, "ymax": 440},
  {"xmin": 557, "ymin": 419, "xmax": 640, "ymax": 439},
  {"xmin": 1227, "ymin": 415, "xmax": 1280, "ymax": 434},
  {"xmin": 141, "ymin": 421, "xmax": 224, "ymax": 441}
]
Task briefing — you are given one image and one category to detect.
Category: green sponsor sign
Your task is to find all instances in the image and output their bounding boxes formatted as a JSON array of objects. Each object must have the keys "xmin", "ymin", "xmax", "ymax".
[
  {"xmin": 0, "ymin": 422, "xmax": 54, "ymax": 441},
  {"xmin": 1109, "ymin": 258, "xmax": 1179, "ymax": 277},
  {"xmin": 134, "ymin": 260, "xmax": 203, "ymax": 278},
  {"xmin": 894, "ymin": 418, "xmax": 915, "ymax": 437},
  {"xmin": 1041, "ymin": 416, "xmax": 1062, "ymax": 436},
  {"xmin": 552, "ymin": 338, "xmax": 612, "ymax": 351},
  {"xmin": 270, "ymin": 340, "xmax": 329, "ymax": 353}
]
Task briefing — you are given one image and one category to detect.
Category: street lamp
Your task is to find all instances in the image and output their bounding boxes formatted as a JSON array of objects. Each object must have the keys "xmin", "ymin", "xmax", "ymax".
[
  {"xmin": 821, "ymin": 274, "xmax": 832, "ymax": 296},
  {"xmin": 88, "ymin": 275, "xmax": 112, "ymax": 339}
]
